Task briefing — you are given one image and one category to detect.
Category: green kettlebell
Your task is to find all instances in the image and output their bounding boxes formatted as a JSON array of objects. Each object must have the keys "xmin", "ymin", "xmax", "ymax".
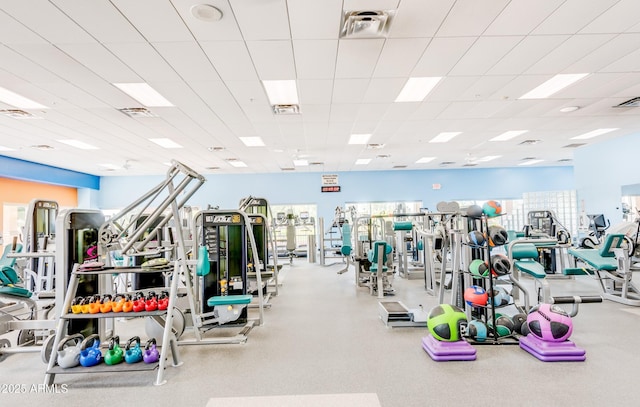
[{"xmin": 105, "ymin": 336, "xmax": 124, "ymax": 365}]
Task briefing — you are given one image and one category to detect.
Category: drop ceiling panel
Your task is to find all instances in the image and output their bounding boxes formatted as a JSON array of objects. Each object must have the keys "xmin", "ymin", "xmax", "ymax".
[
  {"xmin": 373, "ymin": 38, "xmax": 430, "ymax": 78},
  {"xmin": 389, "ymin": 0, "xmax": 454, "ymax": 38},
  {"xmin": 601, "ymin": 47, "xmax": 640, "ymax": 73},
  {"xmin": 555, "ymin": 73, "xmax": 635, "ymax": 99},
  {"xmin": 33, "ymin": 82, "xmax": 112, "ymax": 109},
  {"xmin": 0, "ymin": 9, "xmax": 48, "ymax": 44},
  {"xmin": 437, "ymin": 0, "xmax": 510, "ymax": 37},
  {"xmin": 1, "ymin": 0, "xmax": 95, "ymax": 44},
  {"xmin": 52, "ymin": 0, "xmax": 145, "ymax": 43},
  {"xmin": 484, "ymin": 0, "xmax": 563, "ymax": 36},
  {"xmin": 298, "ymin": 79, "xmax": 334, "ymax": 104},
  {"xmin": 56, "ymin": 43, "xmax": 141, "ymax": 83},
  {"xmin": 408, "ymin": 102, "xmax": 450, "ymax": 121},
  {"xmin": 153, "ymin": 42, "xmax": 222, "ymax": 82},
  {"xmin": 357, "ymin": 103, "xmax": 392, "ymax": 121},
  {"xmin": 488, "ymin": 35, "xmax": 569, "ymax": 75},
  {"xmin": 288, "ymin": 0, "xmax": 342, "ymax": 40},
  {"xmin": 329, "ymin": 104, "xmax": 360, "ymax": 122},
  {"xmin": 525, "ymin": 34, "xmax": 615, "ymax": 74},
  {"xmin": 532, "ymin": 0, "xmax": 619, "ymax": 35},
  {"xmin": 335, "ymin": 39, "xmax": 385, "ymax": 79},
  {"xmin": 427, "ymin": 76, "xmax": 480, "ymax": 101},
  {"xmin": 105, "ymin": 42, "xmax": 183, "ymax": 82},
  {"xmin": 171, "ymin": 0, "xmax": 243, "ymax": 41},
  {"xmin": 298, "ymin": 104, "xmax": 331, "ymax": 122},
  {"xmin": 363, "ymin": 78, "xmax": 406, "ymax": 103},
  {"xmin": 580, "ymin": 0, "xmax": 640, "ymax": 34},
  {"xmin": 411, "ymin": 37, "xmax": 476, "ymax": 76},
  {"xmin": 332, "ymin": 79, "xmax": 369, "ymax": 103},
  {"xmin": 293, "ymin": 40, "xmax": 338, "ymax": 80},
  {"xmin": 382, "ymin": 102, "xmax": 420, "ymax": 121},
  {"xmin": 458, "ymin": 76, "xmax": 517, "ymax": 101},
  {"xmin": 577, "ymin": 34, "xmax": 640, "ymax": 73},
  {"xmin": 449, "ymin": 36, "xmax": 523, "ymax": 76},
  {"xmin": 246, "ymin": 41, "xmax": 296, "ymax": 80},
  {"xmin": 191, "ymin": 81, "xmax": 248, "ymax": 125},
  {"xmin": 200, "ymin": 41, "xmax": 257, "ymax": 81},
  {"xmin": 0, "ymin": 45, "xmax": 64, "ymax": 84},
  {"xmin": 230, "ymin": 0, "xmax": 290, "ymax": 41},
  {"xmin": 110, "ymin": 0, "xmax": 192, "ymax": 42}
]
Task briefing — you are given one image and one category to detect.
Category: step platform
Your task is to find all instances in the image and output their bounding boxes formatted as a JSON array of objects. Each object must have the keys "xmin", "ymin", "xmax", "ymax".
[
  {"xmin": 519, "ymin": 334, "xmax": 586, "ymax": 362},
  {"xmin": 421, "ymin": 335, "xmax": 476, "ymax": 361}
]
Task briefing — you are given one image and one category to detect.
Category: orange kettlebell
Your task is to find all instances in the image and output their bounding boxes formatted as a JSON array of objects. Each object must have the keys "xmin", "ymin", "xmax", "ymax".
[
  {"xmin": 100, "ymin": 294, "xmax": 113, "ymax": 313},
  {"xmin": 112, "ymin": 295, "xmax": 125, "ymax": 313},
  {"xmin": 122, "ymin": 295, "xmax": 134, "ymax": 313},
  {"xmin": 88, "ymin": 295, "xmax": 101, "ymax": 314}
]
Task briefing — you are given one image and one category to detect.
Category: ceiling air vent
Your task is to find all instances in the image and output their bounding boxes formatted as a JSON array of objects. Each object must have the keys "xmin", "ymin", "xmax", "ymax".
[
  {"xmin": 519, "ymin": 139, "xmax": 541, "ymax": 145},
  {"xmin": 392, "ymin": 165, "xmax": 407, "ymax": 169},
  {"xmin": 558, "ymin": 158, "xmax": 573, "ymax": 162},
  {"xmin": 613, "ymin": 97, "xmax": 640, "ymax": 108},
  {"xmin": 341, "ymin": 10, "xmax": 394, "ymax": 38},
  {"xmin": 119, "ymin": 107, "xmax": 157, "ymax": 118},
  {"xmin": 463, "ymin": 163, "xmax": 478, "ymax": 167},
  {"xmin": 366, "ymin": 143, "xmax": 385, "ymax": 149},
  {"xmin": 440, "ymin": 161, "xmax": 455, "ymax": 166},
  {"xmin": 281, "ymin": 167, "xmax": 295, "ymax": 171},
  {"xmin": 273, "ymin": 104, "xmax": 300, "ymax": 115},
  {"xmin": 0, "ymin": 109, "xmax": 40, "ymax": 119},
  {"xmin": 563, "ymin": 143, "xmax": 586, "ymax": 148},
  {"xmin": 309, "ymin": 161, "xmax": 324, "ymax": 166},
  {"xmin": 207, "ymin": 146, "xmax": 225, "ymax": 152}
]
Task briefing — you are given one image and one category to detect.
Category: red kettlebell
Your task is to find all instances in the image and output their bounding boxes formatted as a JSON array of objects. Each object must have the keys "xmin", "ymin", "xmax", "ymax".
[
  {"xmin": 157, "ymin": 291, "xmax": 169, "ymax": 311},
  {"xmin": 143, "ymin": 338, "xmax": 159, "ymax": 363},
  {"xmin": 132, "ymin": 292, "xmax": 146, "ymax": 313},
  {"xmin": 145, "ymin": 291, "xmax": 158, "ymax": 312}
]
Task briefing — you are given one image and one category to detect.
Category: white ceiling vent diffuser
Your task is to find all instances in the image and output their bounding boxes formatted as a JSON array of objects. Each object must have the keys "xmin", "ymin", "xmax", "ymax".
[
  {"xmin": 613, "ymin": 97, "xmax": 640, "ymax": 107},
  {"xmin": 341, "ymin": 10, "xmax": 394, "ymax": 38},
  {"xmin": 119, "ymin": 107, "xmax": 158, "ymax": 118},
  {"xmin": 0, "ymin": 109, "xmax": 40, "ymax": 119},
  {"xmin": 273, "ymin": 104, "xmax": 300, "ymax": 115}
]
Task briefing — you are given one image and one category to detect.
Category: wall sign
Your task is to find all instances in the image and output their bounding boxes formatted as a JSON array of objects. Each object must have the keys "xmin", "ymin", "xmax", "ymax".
[{"xmin": 321, "ymin": 186, "xmax": 341, "ymax": 193}]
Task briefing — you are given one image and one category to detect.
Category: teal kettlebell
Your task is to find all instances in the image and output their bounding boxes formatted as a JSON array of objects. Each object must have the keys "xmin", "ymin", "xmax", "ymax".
[
  {"xmin": 79, "ymin": 334, "xmax": 102, "ymax": 367},
  {"xmin": 104, "ymin": 336, "xmax": 124, "ymax": 365},
  {"xmin": 124, "ymin": 336, "xmax": 143, "ymax": 364}
]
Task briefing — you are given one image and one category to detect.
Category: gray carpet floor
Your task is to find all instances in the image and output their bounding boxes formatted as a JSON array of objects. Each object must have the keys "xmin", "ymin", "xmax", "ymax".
[{"xmin": 1, "ymin": 259, "xmax": 640, "ymax": 407}]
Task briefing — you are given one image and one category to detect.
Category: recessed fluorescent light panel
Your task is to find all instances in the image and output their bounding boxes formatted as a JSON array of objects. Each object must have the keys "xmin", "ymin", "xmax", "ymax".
[
  {"xmin": 519, "ymin": 73, "xmax": 588, "ymax": 99},
  {"xmin": 415, "ymin": 157, "xmax": 436, "ymax": 164},
  {"xmin": 0, "ymin": 87, "xmax": 48, "ymax": 109},
  {"xmin": 57, "ymin": 139, "xmax": 99, "ymax": 150},
  {"xmin": 429, "ymin": 132, "xmax": 461, "ymax": 143},
  {"xmin": 99, "ymin": 163, "xmax": 121, "ymax": 170},
  {"xmin": 228, "ymin": 160, "xmax": 248, "ymax": 168},
  {"xmin": 476, "ymin": 155, "xmax": 501, "ymax": 162},
  {"xmin": 348, "ymin": 134, "xmax": 371, "ymax": 145},
  {"xmin": 355, "ymin": 158, "xmax": 371, "ymax": 165},
  {"xmin": 263, "ymin": 80, "xmax": 299, "ymax": 105},
  {"xmin": 113, "ymin": 83, "xmax": 174, "ymax": 107},
  {"xmin": 239, "ymin": 137, "xmax": 265, "ymax": 147},
  {"xmin": 395, "ymin": 77, "xmax": 442, "ymax": 102},
  {"xmin": 149, "ymin": 138, "xmax": 183, "ymax": 148},
  {"xmin": 571, "ymin": 128, "xmax": 618, "ymax": 140},
  {"xmin": 490, "ymin": 130, "xmax": 528, "ymax": 142},
  {"xmin": 519, "ymin": 159, "xmax": 544, "ymax": 166},
  {"xmin": 293, "ymin": 159, "xmax": 308, "ymax": 167},
  {"xmin": 0, "ymin": 145, "xmax": 15, "ymax": 151}
]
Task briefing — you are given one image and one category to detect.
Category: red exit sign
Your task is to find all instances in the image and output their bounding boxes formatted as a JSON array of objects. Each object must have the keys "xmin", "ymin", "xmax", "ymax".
[{"xmin": 321, "ymin": 186, "xmax": 341, "ymax": 193}]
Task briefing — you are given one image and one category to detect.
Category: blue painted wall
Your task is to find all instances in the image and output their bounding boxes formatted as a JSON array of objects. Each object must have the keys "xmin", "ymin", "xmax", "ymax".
[
  {"xmin": 574, "ymin": 132, "xmax": 640, "ymax": 223},
  {"xmin": 99, "ymin": 166, "xmax": 575, "ymax": 223},
  {"xmin": 0, "ymin": 155, "xmax": 99, "ymax": 190}
]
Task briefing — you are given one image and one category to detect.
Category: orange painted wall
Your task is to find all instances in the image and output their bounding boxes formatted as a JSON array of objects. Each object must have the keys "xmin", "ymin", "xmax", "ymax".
[{"xmin": 0, "ymin": 177, "xmax": 77, "ymax": 246}]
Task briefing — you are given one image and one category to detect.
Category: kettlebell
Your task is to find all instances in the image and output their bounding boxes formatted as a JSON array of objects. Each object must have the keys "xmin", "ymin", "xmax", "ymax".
[
  {"xmin": 157, "ymin": 291, "xmax": 169, "ymax": 311},
  {"xmin": 122, "ymin": 294, "xmax": 134, "ymax": 313},
  {"xmin": 80, "ymin": 296, "xmax": 92, "ymax": 314},
  {"xmin": 124, "ymin": 336, "xmax": 143, "ymax": 364},
  {"xmin": 132, "ymin": 292, "xmax": 146, "ymax": 312},
  {"xmin": 143, "ymin": 338, "xmax": 159, "ymax": 363},
  {"xmin": 56, "ymin": 334, "xmax": 84, "ymax": 369},
  {"xmin": 71, "ymin": 297, "xmax": 84, "ymax": 314},
  {"xmin": 105, "ymin": 336, "xmax": 124, "ymax": 365},
  {"xmin": 88, "ymin": 295, "xmax": 101, "ymax": 314},
  {"xmin": 112, "ymin": 294, "xmax": 125, "ymax": 313},
  {"xmin": 145, "ymin": 291, "xmax": 158, "ymax": 312},
  {"xmin": 79, "ymin": 334, "xmax": 102, "ymax": 367},
  {"xmin": 100, "ymin": 294, "xmax": 113, "ymax": 313}
]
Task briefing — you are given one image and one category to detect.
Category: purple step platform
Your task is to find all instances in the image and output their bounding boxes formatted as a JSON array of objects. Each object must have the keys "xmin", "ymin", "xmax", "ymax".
[
  {"xmin": 519, "ymin": 334, "xmax": 586, "ymax": 362},
  {"xmin": 421, "ymin": 335, "xmax": 476, "ymax": 361}
]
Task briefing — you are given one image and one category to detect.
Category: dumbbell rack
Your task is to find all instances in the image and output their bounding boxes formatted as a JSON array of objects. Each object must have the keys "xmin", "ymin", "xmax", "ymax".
[{"xmin": 44, "ymin": 263, "xmax": 182, "ymax": 386}]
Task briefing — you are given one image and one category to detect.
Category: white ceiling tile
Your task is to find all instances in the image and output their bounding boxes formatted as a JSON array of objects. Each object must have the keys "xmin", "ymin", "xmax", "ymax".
[
  {"xmin": 427, "ymin": 76, "xmax": 480, "ymax": 101},
  {"xmin": 554, "ymin": 73, "xmax": 633, "ymax": 99},
  {"xmin": 110, "ymin": 0, "xmax": 192, "ymax": 42},
  {"xmin": 52, "ymin": 0, "xmax": 145, "ymax": 43},
  {"xmin": 332, "ymin": 79, "xmax": 370, "ymax": 103},
  {"xmin": 488, "ymin": 35, "xmax": 569, "ymax": 75},
  {"xmin": 153, "ymin": 42, "xmax": 222, "ymax": 82},
  {"xmin": 56, "ymin": 43, "xmax": 141, "ymax": 83},
  {"xmin": 246, "ymin": 41, "xmax": 296, "ymax": 80},
  {"xmin": 106, "ymin": 42, "xmax": 183, "ymax": 82},
  {"xmin": 225, "ymin": 80, "xmax": 270, "ymax": 107},
  {"xmin": 363, "ymin": 78, "xmax": 405, "ymax": 103},
  {"xmin": 357, "ymin": 103, "xmax": 390, "ymax": 121},
  {"xmin": 190, "ymin": 81, "xmax": 247, "ymax": 125},
  {"xmin": 449, "ymin": 36, "xmax": 523, "ymax": 76},
  {"xmin": 437, "ymin": 0, "xmax": 510, "ymax": 37},
  {"xmin": 484, "ymin": 0, "xmax": 564, "ymax": 36},
  {"xmin": 230, "ymin": 0, "xmax": 290, "ymax": 41},
  {"xmin": 489, "ymin": 75, "xmax": 554, "ymax": 101},
  {"xmin": 0, "ymin": 45, "xmax": 61, "ymax": 84},
  {"xmin": 1, "ymin": 0, "xmax": 95, "ymax": 44},
  {"xmin": 200, "ymin": 41, "xmax": 257, "ymax": 81},
  {"xmin": 532, "ymin": 0, "xmax": 619, "ymax": 35},
  {"xmin": 298, "ymin": 80, "xmax": 334, "ymax": 104},
  {"xmin": 600, "ymin": 46, "xmax": 640, "ymax": 73},
  {"xmin": 373, "ymin": 38, "xmax": 429, "ymax": 78},
  {"xmin": 329, "ymin": 104, "xmax": 360, "ymax": 122},
  {"xmin": 382, "ymin": 102, "xmax": 419, "ymax": 121},
  {"xmin": 288, "ymin": 0, "xmax": 342, "ymax": 39},
  {"xmin": 335, "ymin": 39, "xmax": 385, "ymax": 78},
  {"xmin": 293, "ymin": 40, "xmax": 338, "ymax": 79},
  {"xmin": 407, "ymin": 102, "xmax": 450, "ymax": 121},
  {"xmin": 570, "ymin": 34, "xmax": 640, "ymax": 73},
  {"xmin": 458, "ymin": 76, "xmax": 517, "ymax": 101},
  {"xmin": 389, "ymin": 0, "xmax": 454, "ymax": 38},
  {"xmin": 580, "ymin": 0, "xmax": 640, "ymax": 34},
  {"xmin": 343, "ymin": 0, "xmax": 400, "ymax": 10},
  {"xmin": 0, "ymin": 9, "xmax": 48, "ymax": 44},
  {"xmin": 411, "ymin": 37, "xmax": 475, "ymax": 76},
  {"xmin": 525, "ymin": 34, "xmax": 616, "ymax": 75},
  {"xmin": 170, "ymin": 0, "xmax": 243, "ymax": 41},
  {"xmin": 299, "ymin": 105, "xmax": 331, "ymax": 122}
]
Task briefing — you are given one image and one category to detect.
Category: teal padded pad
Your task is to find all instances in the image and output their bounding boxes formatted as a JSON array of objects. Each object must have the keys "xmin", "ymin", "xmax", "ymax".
[
  {"xmin": 393, "ymin": 221, "xmax": 413, "ymax": 231},
  {"xmin": 341, "ymin": 246, "xmax": 352, "ymax": 256},
  {"xmin": 568, "ymin": 248, "xmax": 619, "ymax": 271},
  {"xmin": 0, "ymin": 266, "xmax": 20, "ymax": 285},
  {"xmin": 514, "ymin": 259, "xmax": 546, "ymax": 279},
  {"xmin": 511, "ymin": 243, "xmax": 539, "ymax": 260},
  {"xmin": 0, "ymin": 285, "xmax": 32, "ymax": 298},
  {"xmin": 0, "ymin": 243, "xmax": 23, "ymax": 268},
  {"xmin": 563, "ymin": 267, "xmax": 594, "ymax": 276},
  {"xmin": 196, "ymin": 246, "xmax": 210, "ymax": 276},
  {"xmin": 598, "ymin": 234, "xmax": 625, "ymax": 258},
  {"xmin": 207, "ymin": 294, "xmax": 253, "ymax": 307}
]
